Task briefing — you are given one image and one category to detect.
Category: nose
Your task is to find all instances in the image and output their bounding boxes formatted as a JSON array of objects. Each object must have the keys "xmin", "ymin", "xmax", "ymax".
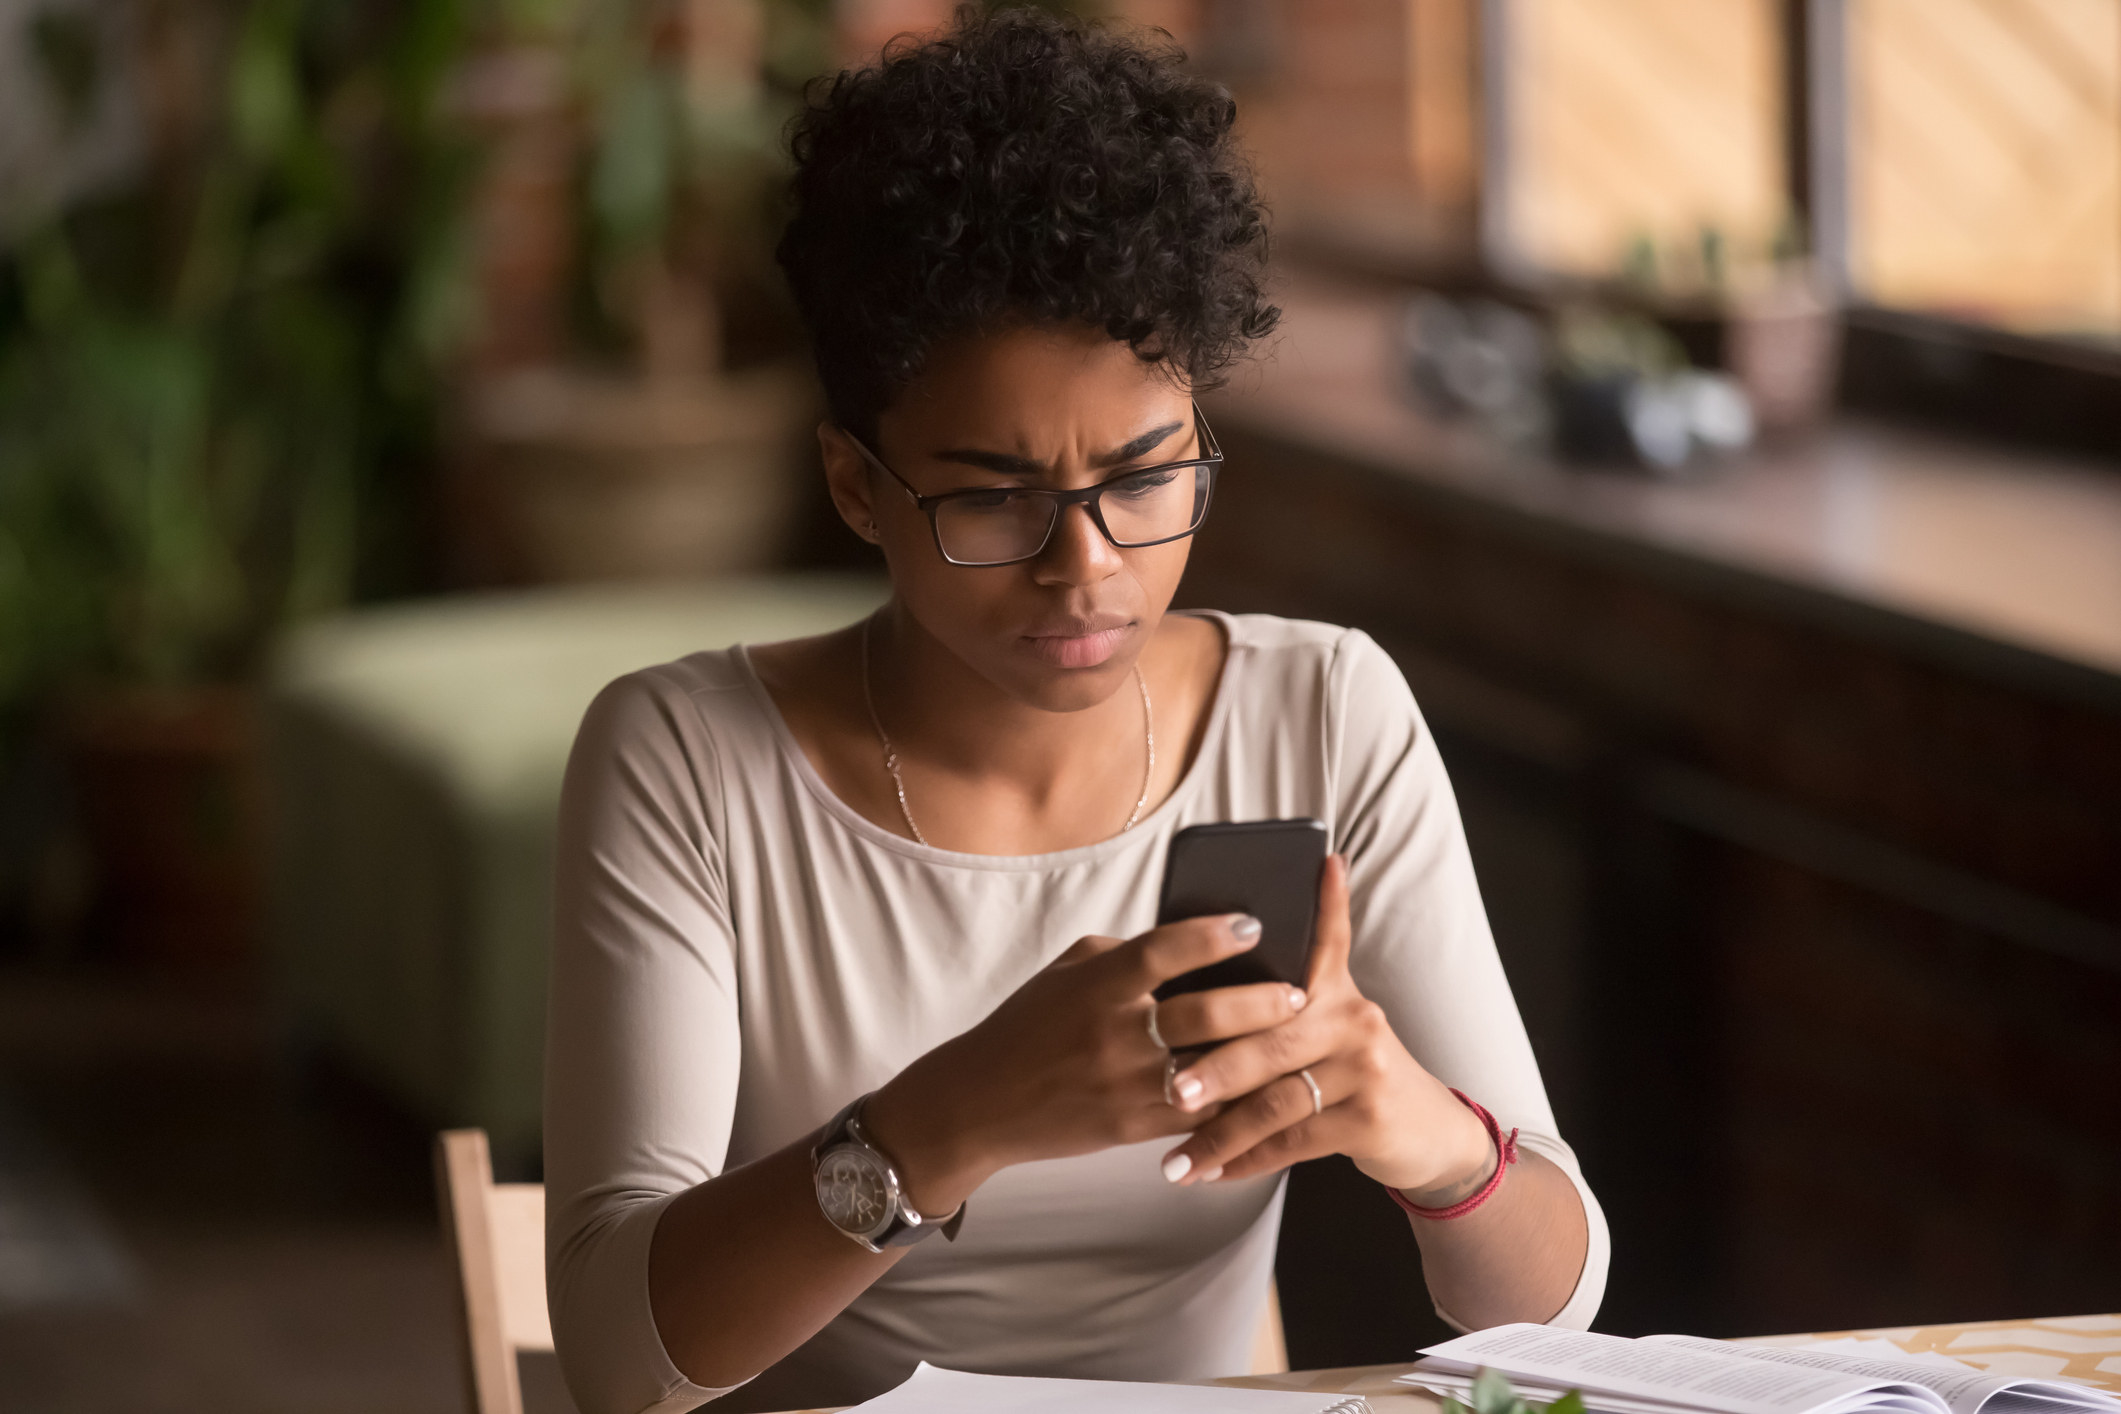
[{"xmin": 1030, "ymin": 499, "xmax": 1123, "ymax": 586}]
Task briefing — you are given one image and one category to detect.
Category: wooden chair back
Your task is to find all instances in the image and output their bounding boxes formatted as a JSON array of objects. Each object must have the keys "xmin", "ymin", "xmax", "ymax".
[
  {"xmin": 436, "ymin": 1129, "xmax": 553, "ymax": 1414},
  {"xmin": 434, "ymin": 1124, "xmax": 1288, "ymax": 1411}
]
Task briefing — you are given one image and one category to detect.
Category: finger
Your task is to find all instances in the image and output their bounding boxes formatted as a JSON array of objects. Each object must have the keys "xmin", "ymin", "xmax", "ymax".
[
  {"xmin": 1159, "ymin": 1065, "xmax": 1348, "ymax": 1185},
  {"xmin": 1128, "ymin": 1094, "xmax": 1227, "ymax": 1146},
  {"xmin": 1102, "ymin": 913, "xmax": 1260, "ymax": 998},
  {"xmin": 1053, "ymin": 932, "xmax": 1127, "ymax": 967},
  {"xmin": 1305, "ymin": 854, "xmax": 1353, "ymax": 993},
  {"xmin": 1153, "ymin": 981, "xmax": 1308, "ymax": 1051},
  {"xmin": 1207, "ymin": 1112, "xmax": 1350, "ymax": 1184},
  {"xmin": 1166, "ymin": 1007, "xmax": 1335, "ymax": 1114}
]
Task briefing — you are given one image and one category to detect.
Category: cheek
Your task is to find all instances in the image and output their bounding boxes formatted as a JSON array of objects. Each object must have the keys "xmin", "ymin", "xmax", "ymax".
[
  {"xmin": 887, "ymin": 550, "xmax": 1029, "ymax": 649},
  {"xmin": 1106, "ymin": 539, "xmax": 1192, "ymax": 627},
  {"xmin": 1135, "ymin": 537, "xmax": 1193, "ymax": 600}
]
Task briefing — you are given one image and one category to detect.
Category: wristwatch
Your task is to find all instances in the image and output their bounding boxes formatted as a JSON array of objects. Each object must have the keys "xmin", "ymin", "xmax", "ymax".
[{"xmin": 811, "ymin": 1095, "xmax": 967, "ymax": 1253}]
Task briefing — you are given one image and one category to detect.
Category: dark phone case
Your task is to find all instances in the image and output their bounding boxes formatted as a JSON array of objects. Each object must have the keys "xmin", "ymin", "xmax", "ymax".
[{"xmin": 1152, "ymin": 819, "xmax": 1329, "ymax": 1001}]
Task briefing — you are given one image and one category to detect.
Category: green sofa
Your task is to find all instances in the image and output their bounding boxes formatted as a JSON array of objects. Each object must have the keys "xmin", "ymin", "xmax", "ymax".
[{"xmin": 266, "ymin": 575, "xmax": 887, "ymax": 1163}]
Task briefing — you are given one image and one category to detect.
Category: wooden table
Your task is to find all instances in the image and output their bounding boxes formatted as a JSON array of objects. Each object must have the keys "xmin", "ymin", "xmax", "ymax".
[
  {"xmin": 770, "ymin": 1314, "xmax": 2121, "ymax": 1412},
  {"xmin": 1208, "ymin": 1314, "xmax": 2121, "ymax": 1411}
]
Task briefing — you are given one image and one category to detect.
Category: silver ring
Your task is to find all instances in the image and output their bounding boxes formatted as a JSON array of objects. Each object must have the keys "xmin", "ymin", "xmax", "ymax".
[
  {"xmin": 1298, "ymin": 1068, "xmax": 1323, "ymax": 1117},
  {"xmin": 1162, "ymin": 1054, "xmax": 1181, "ymax": 1106},
  {"xmin": 1145, "ymin": 1004, "xmax": 1167, "ymax": 1051}
]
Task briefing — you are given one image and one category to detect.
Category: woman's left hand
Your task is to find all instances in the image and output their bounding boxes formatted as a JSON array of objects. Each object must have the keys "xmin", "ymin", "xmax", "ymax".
[{"xmin": 1153, "ymin": 855, "xmax": 1496, "ymax": 1199}]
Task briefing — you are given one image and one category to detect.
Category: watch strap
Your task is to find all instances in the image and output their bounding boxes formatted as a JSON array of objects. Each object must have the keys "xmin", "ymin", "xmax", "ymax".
[{"xmin": 815, "ymin": 1097, "xmax": 862, "ymax": 1156}]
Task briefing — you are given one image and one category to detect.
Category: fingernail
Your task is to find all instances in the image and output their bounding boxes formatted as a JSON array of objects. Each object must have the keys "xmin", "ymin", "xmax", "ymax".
[
  {"xmin": 1175, "ymin": 1074, "xmax": 1204, "ymax": 1105},
  {"xmin": 1162, "ymin": 1152, "xmax": 1192, "ymax": 1183},
  {"xmin": 1230, "ymin": 915, "xmax": 1261, "ymax": 941},
  {"xmin": 1288, "ymin": 987, "xmax": 1308, "ymax": 1011},
  {"xmin": 1198, "ymin": 1166, "xmax": 1223, "ymax": 1183}
]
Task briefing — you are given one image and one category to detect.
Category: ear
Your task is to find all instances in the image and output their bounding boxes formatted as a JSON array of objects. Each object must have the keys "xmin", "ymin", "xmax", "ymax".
[{"xmin": 819, "ymin": 422, "xmax": 882, "ymax": 544}]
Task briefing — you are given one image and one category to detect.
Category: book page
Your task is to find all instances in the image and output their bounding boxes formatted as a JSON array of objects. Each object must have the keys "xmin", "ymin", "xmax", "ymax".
[
  {"xmin": 851, "ymin": 1363, "xmax": 1369, "ymax": 1414},
  {"xmin": 1417, "ymin": 1325, "xmax": 1950, "ymax": 1414},
  {"xmin": 1403, "ymin": 1369, "xmax": 1939, "ymax": 1414},
  {"xmin": 1792, "ymin": 1340, "xmax": 1984, "ymax": 1372},
  {"xmin": 1649, "ymin": 1337, "xmax": 2121, "ymax": 1414}
]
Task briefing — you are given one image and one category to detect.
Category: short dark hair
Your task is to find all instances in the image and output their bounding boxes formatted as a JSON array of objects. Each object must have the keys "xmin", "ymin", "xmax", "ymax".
[{"xmin": 776, "ymin": 6, "xmax": 1279, "ymax": 440}]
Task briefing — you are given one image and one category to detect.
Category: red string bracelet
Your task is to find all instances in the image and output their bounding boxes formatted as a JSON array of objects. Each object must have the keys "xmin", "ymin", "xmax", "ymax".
[{"xmin": 1384, "ymin": 1088, "xmax": 1519, "ymax": 1221}]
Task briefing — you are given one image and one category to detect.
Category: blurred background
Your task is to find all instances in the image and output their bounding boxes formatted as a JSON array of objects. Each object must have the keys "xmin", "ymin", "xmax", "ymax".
[{"xmin": 0, "ymin": 1, "xmax": 2117, "ymax": 1410}]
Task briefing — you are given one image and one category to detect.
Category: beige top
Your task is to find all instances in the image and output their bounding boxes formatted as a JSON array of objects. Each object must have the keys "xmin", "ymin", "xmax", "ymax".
[{"xmin": 544, "ymin": 612, "xmax": 1610, "ymax": 1414}]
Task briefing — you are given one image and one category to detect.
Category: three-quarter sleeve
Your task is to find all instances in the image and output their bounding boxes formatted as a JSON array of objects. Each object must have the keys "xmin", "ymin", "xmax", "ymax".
[
  {"xmin": 1323, "ymin": 629, "xmax": 1610, "ymax": 1331},
  {"xmin": 545, "ymin": 669, "xmax": 745, "ymax": 1414}
]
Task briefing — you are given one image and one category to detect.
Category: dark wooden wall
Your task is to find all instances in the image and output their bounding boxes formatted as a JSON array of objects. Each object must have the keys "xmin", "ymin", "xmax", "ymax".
[{"xmin": 1182, "ymin": 421, "xmax": 2121, "ymax": 1362}]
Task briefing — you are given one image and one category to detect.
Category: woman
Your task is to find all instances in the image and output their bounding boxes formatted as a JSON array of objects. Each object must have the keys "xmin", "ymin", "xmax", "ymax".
[{"xmin": 544, "ymin": 12, "xmax": 1606, "ymax": 1414}]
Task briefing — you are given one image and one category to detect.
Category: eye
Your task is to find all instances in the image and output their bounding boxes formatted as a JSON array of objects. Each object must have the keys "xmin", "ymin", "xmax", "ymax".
[{"xmin": 1109, "ymin": 469, "xmax": 1180, "ymax": 500}]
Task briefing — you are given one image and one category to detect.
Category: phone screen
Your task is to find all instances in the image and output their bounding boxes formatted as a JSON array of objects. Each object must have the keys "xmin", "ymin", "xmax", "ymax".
[{"xmin": 1152, "ymin": 819, "xmax": 1328, "ymax": 1001}]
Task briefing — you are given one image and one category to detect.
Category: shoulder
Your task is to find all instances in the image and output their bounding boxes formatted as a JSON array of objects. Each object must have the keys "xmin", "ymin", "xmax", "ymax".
[
  {"xmin": 1211, "ymin": 613, "xmax": 1424, "ymax": 791},
  {"xmin": 560, "ymin": 648, "xmax": 779, "ymax": 860},
  {"xmin": 594, "ymin": 643, "xmax": 761, "ymax": 713},
  {"xmin": 1214, "ymin": 612, "xmax": 1407, "ymax": 702},
  {"xmin": 570, "ymin": 647, "xmax": 764, "ymax": 776}
]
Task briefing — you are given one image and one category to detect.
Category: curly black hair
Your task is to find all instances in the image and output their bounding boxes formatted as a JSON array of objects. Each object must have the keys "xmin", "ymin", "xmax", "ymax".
[{"xmin": 776, "ymin": 6, "xmax": 1279, "ymax": 440}]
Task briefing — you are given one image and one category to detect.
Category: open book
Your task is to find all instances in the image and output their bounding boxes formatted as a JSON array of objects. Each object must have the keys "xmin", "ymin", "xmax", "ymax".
[
  {"xmin": 853, "ymin": 1362, "xmax": 1370, "ymax": 1414},
  {"xmin": 1400, "ymin": 1325, "xmax": 2121, "ymax": 1414}
]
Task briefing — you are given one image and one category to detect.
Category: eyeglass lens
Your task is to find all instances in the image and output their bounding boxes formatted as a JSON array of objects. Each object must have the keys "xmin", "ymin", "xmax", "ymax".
[{"xmin": 932, "ymin": 463, "xmax": 1213, "ymax": 565}]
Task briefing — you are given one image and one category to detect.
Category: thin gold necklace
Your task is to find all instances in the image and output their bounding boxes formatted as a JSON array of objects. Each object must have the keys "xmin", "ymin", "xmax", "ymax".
[{"xmin": 860, "ymin": 615, "xmax": 1155, "ymax": 847}]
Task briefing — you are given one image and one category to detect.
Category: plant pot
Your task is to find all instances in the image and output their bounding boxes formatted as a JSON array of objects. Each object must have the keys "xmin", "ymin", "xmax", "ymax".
[
  {"xmin": 59, "ymin": 683, "xmax": 261, "ymax": 968},
  {"xmin": 1725, "ymin": 280, "xmax": 1842, "ymax": 436},
  {"xmin": 458, "ymin": 360, "xmax": 816, "ymax": 583}
]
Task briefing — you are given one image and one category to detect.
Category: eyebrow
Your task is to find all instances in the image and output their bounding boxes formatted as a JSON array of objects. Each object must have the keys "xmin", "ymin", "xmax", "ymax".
[{"xmin": 933, "ymin": 420, "xmax": 1187, "ymax": 478}]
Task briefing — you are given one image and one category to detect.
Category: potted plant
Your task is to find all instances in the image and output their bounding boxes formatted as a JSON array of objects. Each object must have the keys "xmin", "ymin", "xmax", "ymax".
[
  {"xmin": 450, "ymin": 0, "xmax": 837, "ymax": 584},
  {"xmin": 1621, "ymin": 220, "xmax": 1843, "ymax": 439},
  {"xmin": 0, "ymin": 0, "xmax": 470, "ymax": 963}
]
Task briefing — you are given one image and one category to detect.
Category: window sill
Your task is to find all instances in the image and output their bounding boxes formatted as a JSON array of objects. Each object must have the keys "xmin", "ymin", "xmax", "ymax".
[{"xmin": 1215, "ymin": 274, "xmax": 2121, "ymax": 710}]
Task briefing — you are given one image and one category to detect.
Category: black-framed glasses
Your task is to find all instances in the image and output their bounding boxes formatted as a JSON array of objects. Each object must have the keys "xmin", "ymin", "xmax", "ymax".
[{"xmin": 845, "ymin": 404, "xmax": 1222, "ymax": 567}]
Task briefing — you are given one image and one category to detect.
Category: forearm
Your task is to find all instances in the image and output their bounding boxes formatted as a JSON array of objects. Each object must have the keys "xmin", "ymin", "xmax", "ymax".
[
  {"xmin": 646, "ymin": 1139, "xmax": 904, "ymax": 1389},
  {"xmin": 1405, "ymin": 1148, "xmax": 1589, "ymax": 1329},
  {"xmin": 645, "ymin": 1068, "xmax": 1001, "ymax": 1390}
]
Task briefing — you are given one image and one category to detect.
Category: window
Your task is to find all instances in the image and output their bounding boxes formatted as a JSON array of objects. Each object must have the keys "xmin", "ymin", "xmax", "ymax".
[
  {"xmin": 1486, "ymin": 0, "xmax": 2121, "ymax": 345},
  {"xmin": 1842, "ymin": 0, "xmax": 2121, "ymax": 342},
  {"xmin": 1490, "ymin": 0, "xmax": 1789, "ymax": 288}
]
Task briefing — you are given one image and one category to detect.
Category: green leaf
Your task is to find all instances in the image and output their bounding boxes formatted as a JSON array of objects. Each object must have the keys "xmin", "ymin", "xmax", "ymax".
[
  {"xmin": 589, "ymin": 66, "xmax": 680, "ymax": 251},
  {"xmin": 229, "ymin": 0, "xmax": 303, "ymax": 160},
  {"xmin": 16, "ymin": 225, "xmax": 86, "ymax": 329},
  {"xmin": 1471, "ymin": 1368, "xmax": 1518, "ymax": 1414},
  {"xmin": 1460, "ymin": 1368, "xmax": 1590, "ymax": 1414}
]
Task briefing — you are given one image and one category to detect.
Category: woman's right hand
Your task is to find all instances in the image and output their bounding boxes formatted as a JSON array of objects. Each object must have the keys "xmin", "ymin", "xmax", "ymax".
[{"xmin": 862, "ymin": 913, "xmax": 1309, "ymax": 1215}]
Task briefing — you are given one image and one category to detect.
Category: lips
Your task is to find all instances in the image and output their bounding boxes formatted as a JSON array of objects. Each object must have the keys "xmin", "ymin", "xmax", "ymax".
[{"xmin": 1022, "ymin": 618, "xmax": 1135, "ymax": 669}]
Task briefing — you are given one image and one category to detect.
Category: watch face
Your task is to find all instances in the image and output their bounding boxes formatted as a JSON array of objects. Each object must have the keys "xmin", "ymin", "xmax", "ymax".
[{"xmin": 817, "ymin": 1145, "xmax": 895, "ymax": 1237}]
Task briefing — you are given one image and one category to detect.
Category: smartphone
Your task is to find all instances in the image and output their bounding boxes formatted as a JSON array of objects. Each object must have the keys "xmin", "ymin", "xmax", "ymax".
[{"xmin": 1152, "ymin": 819, "xmax": 1329, "ymax": 1001}]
